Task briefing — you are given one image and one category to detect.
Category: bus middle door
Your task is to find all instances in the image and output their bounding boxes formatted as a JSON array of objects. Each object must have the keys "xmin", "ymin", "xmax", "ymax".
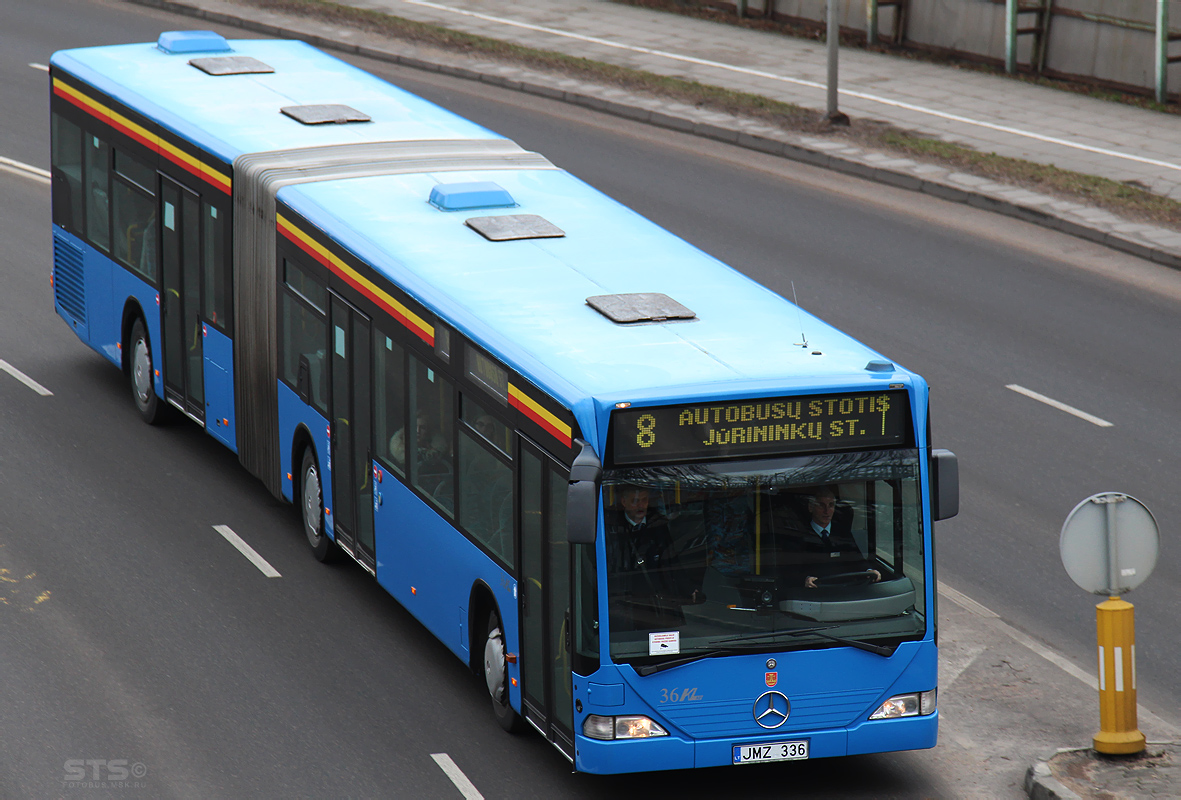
[{"xmin": 518, "ymin": 441, "xmax": 574, "ymax": 757}]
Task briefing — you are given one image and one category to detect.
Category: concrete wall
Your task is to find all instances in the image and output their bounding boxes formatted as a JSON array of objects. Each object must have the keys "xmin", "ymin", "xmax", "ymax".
[
  {"xmin": 1044, "ymin": 0, "xmax": 1177, "ymax": 92},
  {"xmin": 720, "ymin": 0, "xmax": 1181, "ymax": 98},
  {"xmin": 905, "ymin": 0, "xmax": 1015, "ymax": 62}
]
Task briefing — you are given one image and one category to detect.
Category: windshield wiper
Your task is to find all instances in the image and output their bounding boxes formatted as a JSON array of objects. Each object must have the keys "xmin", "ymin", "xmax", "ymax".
[
  {"xmin": 714, "ymin": 626, "xmax": 896, "ymax": 657},
  {"xmin": 634, "ymin": 626, "xmax": 896, "ymax": 676},
  {"xmin": 633, "ymin": 643, "xmax": 770, "ymax": 676}
]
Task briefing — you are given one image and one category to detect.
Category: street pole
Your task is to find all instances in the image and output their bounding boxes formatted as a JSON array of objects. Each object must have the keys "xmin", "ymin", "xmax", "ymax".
[
  {"xmin": 1092, "ymin": 498, "xmax": 1145, "ymax": 754},
  {"xmin": 826, "ymin": 0, "xmax": 849, "ymax": 124},
  {"xmin": 1005, "ymin": 0, "xmax": 1017, "ymax": 75},
  {"xmin": 1157, "ymin": 0, "xmax": 1170, "ymax": 105},
  {"xmin": 1094, "ymin": 596, "xmax": 1145, "ymax": 754},
  {"xmin": 1060, "ymin": 492, "xmax": 1158, "ymax": 758}
]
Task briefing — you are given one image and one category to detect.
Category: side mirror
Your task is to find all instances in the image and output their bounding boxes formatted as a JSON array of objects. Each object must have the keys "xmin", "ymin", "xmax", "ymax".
[
  {"xmin": 296, "ymin": 355, "xmax": 311, "ymax": 405},
  {"xmin": 567, "ymin": 440, "xmax": 601, "ymax": 545},
  {"xmin": 931, "ymin": 449, "xmax": 959, "ymax": 521}
]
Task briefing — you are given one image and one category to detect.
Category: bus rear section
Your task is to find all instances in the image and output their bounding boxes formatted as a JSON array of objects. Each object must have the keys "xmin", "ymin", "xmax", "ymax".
[{"xmin": 570, "ymin": 388, "xmax": 955, "ymax": 773}]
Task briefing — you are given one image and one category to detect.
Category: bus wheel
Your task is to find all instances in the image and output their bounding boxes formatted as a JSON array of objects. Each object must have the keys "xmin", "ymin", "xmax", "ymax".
[
  {"xmin": 484, "ymin": 608, "xmax": 525, "ymax": 733},
  {"xmin": 129, "ymin": 318, "xmax": 163, "ymax": 424},
  {"xmin": 300, "ymin": 448, "xmax": 338, "ymax": 563}
]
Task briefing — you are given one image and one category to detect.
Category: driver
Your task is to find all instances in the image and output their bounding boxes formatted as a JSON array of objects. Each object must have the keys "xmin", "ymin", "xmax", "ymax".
[{"xmin": 799, "ymin": 487, "xmax": 881, "ymax": 589}]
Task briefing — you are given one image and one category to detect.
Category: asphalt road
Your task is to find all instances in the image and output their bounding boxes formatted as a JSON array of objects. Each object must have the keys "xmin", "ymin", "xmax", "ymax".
[{"xmin": 2, "ymin": 0, "xmax": 1180, "ymax": 797}]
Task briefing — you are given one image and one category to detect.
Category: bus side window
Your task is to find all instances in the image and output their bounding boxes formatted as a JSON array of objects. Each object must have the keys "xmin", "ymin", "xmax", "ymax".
[
  {"xmin": 458, "ymin": 396, "xmax": 513, "ymax": 566},
  {"xmin": 202, "ymin": 202, "xmax": 229, "ymax": 331},
  {"xmin": 111, "ymin": 149, "xmax": 157, "ymax": 282},
  {"xmin": 51, "ymin": 113, "xmax": 84, "ymax": 234},
  {"xmin": 280, "ymin": 259, "xmax": 327, "ymax": 415},
  {"xmin": 572, "ymin": 541, "xmax": 600, "ymax": 675},
  {"xmin": 85, "ymin": 135, "xmax": 111, "ymax": 252},
  {"xmin": 408, "ymin": 355, "xmax": 454, "ymax": 516},
  {"xmin": 375, "ymin": 332, "xmax": 407, "ymax": 477}
]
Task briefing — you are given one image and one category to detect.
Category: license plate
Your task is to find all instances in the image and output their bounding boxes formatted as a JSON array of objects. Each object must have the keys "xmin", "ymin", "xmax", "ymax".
[{"xmin": 732, "ymin": 740, "xmax": 809, "ymax": 765}]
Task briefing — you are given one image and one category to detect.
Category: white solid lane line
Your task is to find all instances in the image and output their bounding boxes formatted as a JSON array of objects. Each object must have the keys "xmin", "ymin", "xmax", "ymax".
[
  {"xmin": 0, "ymin": 360, "xmax": 53, "ymax": 396},
  {"xmin": 0, "ymin": 156, "xmax": 51, "ymax": 185},
  {"xmin": 1005, "ymin": 384, "xmax": 1113, "ymax": 428},
  {"xmin": 213, "ymin": 525, "xmax": 281, "ymax": 578},
  {"xmin": 430, "ymin": 753, "xmax": 484, "ymax": 800},
  {"xmin": 401, "ymin": 0, "xmax": 1181, "ymax": 173}
]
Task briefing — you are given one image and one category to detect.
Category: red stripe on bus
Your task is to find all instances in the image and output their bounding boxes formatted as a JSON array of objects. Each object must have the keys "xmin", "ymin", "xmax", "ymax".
[
  {"xmin": 54, "ymin": 83, "xmax": 231, "ymax": 195},
  {"xmin": 278, "ymin": 221, "xmax": 434, "ymax": 346},
  {"xmin": 509, "ymin": 392, "xmax": 573, "ymax": 448}
]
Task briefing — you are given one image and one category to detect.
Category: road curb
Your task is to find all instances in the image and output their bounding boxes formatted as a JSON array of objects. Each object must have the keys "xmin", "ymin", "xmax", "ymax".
[
  {"xmin": 126, "ymin": 0, "xmax": 1181, "ymax": 270},
  {"xmin": 1025, "ymin": 749, "xmax": 1085, "ymax": 800}
]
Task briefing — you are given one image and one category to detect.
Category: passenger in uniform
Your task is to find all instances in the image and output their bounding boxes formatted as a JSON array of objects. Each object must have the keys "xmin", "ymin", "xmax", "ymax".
[{"xmin": 606, "ymin": 485, "xmax": 703, "ymax": 630}]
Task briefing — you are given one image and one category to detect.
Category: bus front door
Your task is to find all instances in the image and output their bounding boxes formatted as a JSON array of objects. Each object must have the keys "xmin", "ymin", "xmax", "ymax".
[
  {"xmin": 159, "ymin": 177, "xmax": 204, "ymax": 422},
  {"xmin": 519, "ymin": 442, "xmax": 574, "ymax": 757},
  {"xmin": 328, "ymin": 294, "xmax": 375, "ymax": 570}
]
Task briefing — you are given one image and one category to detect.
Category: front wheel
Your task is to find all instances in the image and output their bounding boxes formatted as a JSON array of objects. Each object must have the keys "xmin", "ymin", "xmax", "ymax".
[
  {"xmin": 129, "ymin": 317, "xmax": 165, "ymax": 424},
  {"xmin": 484, "ymin": 608, "xmax": 525, "ymax": 733},
  {"xmin": 300, "ymin": 448, "xmax": 338, "ymax": 563}
]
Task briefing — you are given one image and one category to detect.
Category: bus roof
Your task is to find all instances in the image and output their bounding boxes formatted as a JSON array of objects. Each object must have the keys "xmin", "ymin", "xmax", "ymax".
[
  {"xmin": 50, "ymin": 37, "xmax": 502, "ymax": 159},
  {"xmin": 282, "ymin": 169, "xmax": 904, "ymax": 407},
  {"xmin": 52, "ymin": 35, "xmax": 910, "ymax": 412}
]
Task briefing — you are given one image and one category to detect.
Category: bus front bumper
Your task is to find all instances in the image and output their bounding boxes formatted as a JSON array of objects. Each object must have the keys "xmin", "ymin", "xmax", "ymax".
[{"xmin": 573, "ymin": 711, "xmax": 938, "ymax": 774}]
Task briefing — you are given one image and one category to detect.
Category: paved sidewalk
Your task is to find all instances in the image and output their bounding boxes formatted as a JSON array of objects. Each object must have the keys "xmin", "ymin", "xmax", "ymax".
[{"xmin": 134, "ymin": 0, "xmax": 1181, "ymax": 269}]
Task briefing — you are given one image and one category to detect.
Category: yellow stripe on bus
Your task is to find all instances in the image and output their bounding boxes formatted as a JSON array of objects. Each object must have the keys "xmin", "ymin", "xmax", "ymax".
[
  {"xmin": 277, "ymin": 214, "xmax": 434, "ymax": 344},
  {"xmin": 508, "ymin": 383, "xmax": 572, "ymax": 440},
  {"xmin": 53, "ymin": 78, "xmax": 231, "ymax": 193}
]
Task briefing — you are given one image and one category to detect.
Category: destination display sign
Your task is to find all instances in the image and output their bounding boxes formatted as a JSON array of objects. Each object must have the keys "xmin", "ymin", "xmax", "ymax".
[{"xmin": 612, "ymin": 390, "xmax": 910, "ymax": 465}]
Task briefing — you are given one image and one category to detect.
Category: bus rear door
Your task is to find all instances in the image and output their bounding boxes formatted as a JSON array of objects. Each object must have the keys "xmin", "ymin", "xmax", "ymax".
[
  {"xmin": 329, "ymin": 293, "xmax": 376, "ymax": 571},
  {"xmin": 159, "ymin": 177, "xmax": 204, "ymax": 422}
]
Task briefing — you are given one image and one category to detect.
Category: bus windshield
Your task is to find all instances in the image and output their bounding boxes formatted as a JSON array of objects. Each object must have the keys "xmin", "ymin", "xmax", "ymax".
[{"xmin": 603, "ymin": 449, "xmax": 926, "ymax": 666}]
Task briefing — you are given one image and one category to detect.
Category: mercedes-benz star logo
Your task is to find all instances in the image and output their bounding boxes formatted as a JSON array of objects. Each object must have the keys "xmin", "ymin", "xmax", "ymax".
[{"xmin": 753, "ymin": 690, "xmax": 790, "ymax": 729}]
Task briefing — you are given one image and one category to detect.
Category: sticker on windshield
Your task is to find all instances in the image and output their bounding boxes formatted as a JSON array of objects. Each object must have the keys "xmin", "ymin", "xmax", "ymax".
[{"xmin": 649, "ymin": 631, "xmax": 680, "ymax": 655}]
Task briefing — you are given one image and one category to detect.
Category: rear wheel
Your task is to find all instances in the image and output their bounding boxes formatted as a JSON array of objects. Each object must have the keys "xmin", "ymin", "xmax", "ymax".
[
  {"xmin": 484, "ymin": 608, "xmax": 525, "ymax": 733},
  {"xmin": 129, "ymin": 318, "xmax": 164, "ymax": 424},
  {"xmin": 300, "ymin": 448, "xmax": 338, "ymax": 563}
]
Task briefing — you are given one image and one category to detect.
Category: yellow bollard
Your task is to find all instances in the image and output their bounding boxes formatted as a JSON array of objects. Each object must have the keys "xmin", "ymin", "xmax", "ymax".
[{"xmin": 1093, "ymin": 596, "xmax": 1145, "ymax": 755}]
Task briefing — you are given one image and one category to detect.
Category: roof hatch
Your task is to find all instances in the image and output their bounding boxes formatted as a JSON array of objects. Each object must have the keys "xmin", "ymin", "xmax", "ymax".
[
  {"xmin": 586, "ymin": 293, "xmax": 696, "ymax": 324},
  {"xmin": 189, "ymin": 55, "xmax": 274, "ymax": 75},
  {"xmin": 466, "ymin": 214, "xmax": 564, "ymax": 241},
  {"xmin": 157, "ymin": 31, "xmax": 232, "ymax": 55},
  {"xmin": 429, "ymin": 181, "xmax": 515, "ymax": 211},
  {"xmin": 280, "ymin": 104, "xmax": 371, "ymax": 125}
]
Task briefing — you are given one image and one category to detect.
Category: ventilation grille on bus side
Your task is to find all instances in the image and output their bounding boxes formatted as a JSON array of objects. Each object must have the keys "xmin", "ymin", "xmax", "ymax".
[{"xmin": 53, "ymin": 234, "xmax": 86, "ymax": 324}]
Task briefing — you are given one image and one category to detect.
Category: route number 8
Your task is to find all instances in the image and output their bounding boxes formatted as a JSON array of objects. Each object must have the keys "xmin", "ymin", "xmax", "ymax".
[{"xmin": 636, "ymin": 413, "xmax": 656, "ymax": 448}]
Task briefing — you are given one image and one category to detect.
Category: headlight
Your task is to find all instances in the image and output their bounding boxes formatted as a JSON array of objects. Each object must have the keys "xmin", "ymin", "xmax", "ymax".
[
  {"xmin": 869, "ymin": 689, "xmax": 937, "ymax": 720},
  {"xmin": 582, "ymin": 714, "xmax": 669, "ymax": 740}
]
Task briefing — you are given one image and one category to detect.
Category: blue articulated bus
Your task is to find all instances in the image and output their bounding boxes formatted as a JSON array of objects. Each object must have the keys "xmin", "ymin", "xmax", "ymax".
[{"xmin": 50, "ymin": 31, "xmax": 959, "ymax": 773}]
